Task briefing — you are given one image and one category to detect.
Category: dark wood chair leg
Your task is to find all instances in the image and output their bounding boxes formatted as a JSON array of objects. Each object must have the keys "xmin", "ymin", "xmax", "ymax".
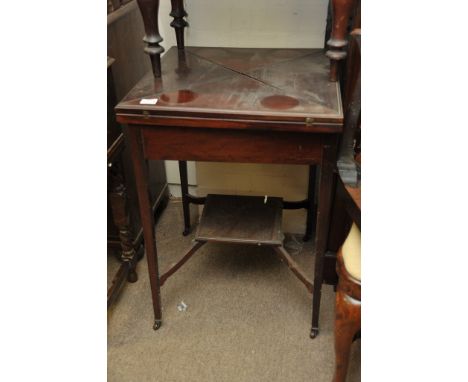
[
  {"xmin": 137, "ymin": 0, "xmax": 165, "ymax": 77},
  {"xmin": 304, "ymin": 165, "xmax": 317, "ymax": 241},
  {"xmin": 311, "ymin": 144, "xmax": 336, "ymax": 338},
  {"xmin": 333, "ymin": 289, "xmax": 361, "ymax": 382},
  {"xmin": 178, "ymin": 160, "xmax": 191, "ymax": 236},
  {"xmin": 170, "ymin": 0, "xmax": 188, "ymax": 50},
  {"xmin": 127, "ymin": 126, "xmax": 163, "ymax": 330}
]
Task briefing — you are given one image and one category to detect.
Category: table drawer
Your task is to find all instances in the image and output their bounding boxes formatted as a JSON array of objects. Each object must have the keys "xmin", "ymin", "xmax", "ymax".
[{"xmin": 140, "ymin": 126, "xmax": 328, "ymax": 165}]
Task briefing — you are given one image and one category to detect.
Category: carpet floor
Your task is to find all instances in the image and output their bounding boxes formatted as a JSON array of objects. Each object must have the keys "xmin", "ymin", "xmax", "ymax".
[{"xmin": 108, "ymin": 200, "xmax": 360, "ymax": 381}]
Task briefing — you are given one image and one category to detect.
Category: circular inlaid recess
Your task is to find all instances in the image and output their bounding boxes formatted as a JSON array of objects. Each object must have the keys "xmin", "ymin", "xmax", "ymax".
[
  {"xmin": 160, "ymin": 89, "xmax": 197, "ymax": 104},
  {"xmin": 260, "ymin": 95, "xmax": 299, "ymax": 110}
]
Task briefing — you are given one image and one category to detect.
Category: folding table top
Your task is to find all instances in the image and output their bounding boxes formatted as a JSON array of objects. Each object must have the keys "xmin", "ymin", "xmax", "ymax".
[{"xmin": 115, "ymin": 47, "xmax": 343, "ymax": 129}]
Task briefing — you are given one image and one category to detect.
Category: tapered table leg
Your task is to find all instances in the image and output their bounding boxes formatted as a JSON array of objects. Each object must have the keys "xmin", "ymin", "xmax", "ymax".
[
  {"xmin": 127, "ymin": 126, "xmax": 163, "ymax": 330},
  {"xmin": 311, "ymin": 144, "xmax": 336, "ymax": 338}
]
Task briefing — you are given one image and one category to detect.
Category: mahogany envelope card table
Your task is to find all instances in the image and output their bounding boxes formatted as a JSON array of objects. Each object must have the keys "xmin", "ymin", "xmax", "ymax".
[{"xmin": 115, "ymin": 0, "xmax": 356, "ymax": 338}]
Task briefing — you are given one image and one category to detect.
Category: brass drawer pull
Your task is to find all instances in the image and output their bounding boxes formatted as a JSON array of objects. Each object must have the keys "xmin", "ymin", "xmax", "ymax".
[{"xmin": 305, "ymin": 117, "xmax": 314, "ymax": 126}]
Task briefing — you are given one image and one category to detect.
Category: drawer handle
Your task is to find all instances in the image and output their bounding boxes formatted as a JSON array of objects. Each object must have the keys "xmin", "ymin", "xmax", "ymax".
[{"xmin": 305, "ymin": 117, "xmax": 314, "ymax": 126}]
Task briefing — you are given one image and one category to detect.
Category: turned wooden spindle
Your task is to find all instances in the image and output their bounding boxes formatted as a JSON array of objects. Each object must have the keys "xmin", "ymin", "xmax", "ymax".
[
  {"xmin": 109, "ymin": 168, "xmax": 139, "ymax": 283},
  {"xmin": 170, "ymin": 0, "xmax": 188, "ymax": 49},
  {"xmin": 326, "ymin": 0, "xmax": 355, "ymax": 82},
  {"xmin": 137, "ymin": 0, "xmax": 165, "ymax": 77}
]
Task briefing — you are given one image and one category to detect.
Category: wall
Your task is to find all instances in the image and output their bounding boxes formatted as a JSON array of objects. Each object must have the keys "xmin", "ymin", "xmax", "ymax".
[{"xmin": 156, "ymin": 0, "xmax": 328, "ymax": 233}]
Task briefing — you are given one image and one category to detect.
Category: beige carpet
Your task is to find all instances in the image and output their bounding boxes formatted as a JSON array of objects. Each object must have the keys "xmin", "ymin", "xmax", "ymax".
[{"xmin": 108, "ymin": 201, "xmax": 360, "ymax": 381}]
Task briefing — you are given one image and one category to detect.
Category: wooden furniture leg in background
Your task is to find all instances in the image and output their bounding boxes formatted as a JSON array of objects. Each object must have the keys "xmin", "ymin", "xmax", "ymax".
[
  {"xmin": 333, "ymin": 246, "xmax": 361, "ymax": 382},
  {"xmin": 170, "ymin": 0, "xmax": 188, "ymax": 50},
  {"xmin": 109, "ymin": 166, "xmax": 139, "ymax": 283},
  {"xmin": 333, "ymin": 288, "xmax": 361, "ymax": 382},
  {"xmin": 127, "ymin": 126, "xmax": 163, "ymax": 330},
  {"xmin": 327, "ymin": 0, "xmax": 355, "ymax": 81},
  {"xmin": 304, "ymin": 165, "xmax": 317, "ymax": 241},
  {"xmin": 178, "ymin": 160, "xmax": 191, "ymax": 236},
  {"xmin": 311, "ymin": 144, "xmax": 336, "ymax": 338},
  {"xmin": 137, "ymin": 0, "xmax": 164, "ymax": 77}
]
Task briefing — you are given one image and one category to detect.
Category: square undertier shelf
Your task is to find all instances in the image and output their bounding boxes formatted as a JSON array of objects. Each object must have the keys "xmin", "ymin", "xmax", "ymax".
[{"xmin": 195, "ymin": 194, "xmax": 284, "ymax": 246}]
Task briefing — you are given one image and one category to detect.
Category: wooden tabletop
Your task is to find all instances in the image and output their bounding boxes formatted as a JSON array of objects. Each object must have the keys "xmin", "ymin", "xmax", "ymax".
[{"xmin": 116, "ymin": 47, "xmax": 343, "ymax": 132}]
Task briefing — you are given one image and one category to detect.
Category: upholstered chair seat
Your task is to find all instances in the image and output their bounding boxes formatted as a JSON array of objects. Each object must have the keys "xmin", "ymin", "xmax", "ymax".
[{"xmin": 342, "ymin": 223, "xmax": 361, "ymax": 281}]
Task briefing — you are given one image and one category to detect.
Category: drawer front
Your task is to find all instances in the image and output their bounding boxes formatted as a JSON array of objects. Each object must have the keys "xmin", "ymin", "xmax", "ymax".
[{"xmin": 141, "ymin": 126, "xmax": 329, "ymax": 165}]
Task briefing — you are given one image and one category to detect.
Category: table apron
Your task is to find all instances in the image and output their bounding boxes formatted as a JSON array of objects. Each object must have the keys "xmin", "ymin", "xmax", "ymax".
[{"xmin": 139, "ymin": 125, "xmax": 332, "ymax": 165}]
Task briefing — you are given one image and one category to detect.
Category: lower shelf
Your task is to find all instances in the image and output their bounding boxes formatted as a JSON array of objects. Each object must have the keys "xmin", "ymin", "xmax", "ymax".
[
  {"xmin": 195, "ymin": 194, "xmax": 284, "ymax": 246},
  {"xmin": 160, "ymin": 194, "xmax": 313, "ymax": 294}
]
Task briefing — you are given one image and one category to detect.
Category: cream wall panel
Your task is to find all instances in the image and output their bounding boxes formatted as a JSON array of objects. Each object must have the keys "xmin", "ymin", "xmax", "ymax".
[
  {"xmin": 164, "ymin": 160, "xmax": 197, "ymax": 185},
  {"xmin": 185, "ymin": 0, "xmax": 328, "ymax": 48}
]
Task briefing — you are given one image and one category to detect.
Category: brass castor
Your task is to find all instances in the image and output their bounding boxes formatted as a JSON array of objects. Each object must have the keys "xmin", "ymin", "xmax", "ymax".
[
  {"xmin": 310, "ymin": 328, "xmax": 319, "ymax": 339},
  {"xmin": 153, "ymin": 320, "xmax": 162, "ymax": 330}
]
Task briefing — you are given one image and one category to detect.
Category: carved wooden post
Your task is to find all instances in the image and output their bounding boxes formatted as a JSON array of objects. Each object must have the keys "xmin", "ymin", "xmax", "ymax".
[
  {"xmin": 137, "ymin": 0, "xmax": 165, "ymax": 77},
  {"xmin": 109, "ymin": 164, "xmax": 138, "ymax": 283},
  {"xmin": 170, "ymin": 0, "xmax": 188, "ymax": 49},
  {"xmin": 326, "ymin": 0, "xmax": 355, "ymax": 81}
]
